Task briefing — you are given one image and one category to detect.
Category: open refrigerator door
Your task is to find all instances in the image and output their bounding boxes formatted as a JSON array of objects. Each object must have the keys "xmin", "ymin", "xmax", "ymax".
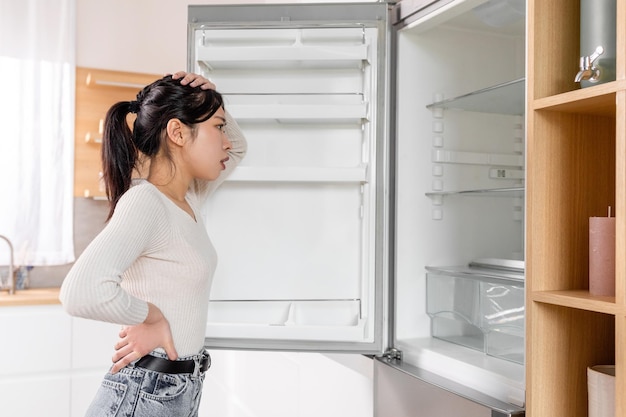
[{"xmin": 187, "ymin": 3, "xmax": 392, "ymax": 353}]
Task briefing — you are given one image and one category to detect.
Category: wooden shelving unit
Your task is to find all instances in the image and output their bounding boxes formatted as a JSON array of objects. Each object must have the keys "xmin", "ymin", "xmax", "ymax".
[
  {"xmin": 74, "ymin": 67, "xmax": 160, "ymax": 198},
  {"xmin": 526, "ymin": 0, "xmax": 625, "ymax": 415}
]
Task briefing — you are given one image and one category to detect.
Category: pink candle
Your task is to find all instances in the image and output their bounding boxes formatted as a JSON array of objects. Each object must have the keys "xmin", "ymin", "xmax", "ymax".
[{"xmin": 589, "ymin": 216, "xmax": 616, "ymax": 297}]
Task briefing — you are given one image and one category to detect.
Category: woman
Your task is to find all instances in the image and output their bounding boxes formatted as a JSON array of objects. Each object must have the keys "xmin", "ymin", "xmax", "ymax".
[{"xmin": 60, "ymin": 71, "xmax": 246, "ymax": 416}]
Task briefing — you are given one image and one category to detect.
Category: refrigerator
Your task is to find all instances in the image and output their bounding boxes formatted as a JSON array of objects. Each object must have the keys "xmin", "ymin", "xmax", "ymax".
[{"xmin": 187, "ymin": 1, "xmax": 526, "ymax": 415}]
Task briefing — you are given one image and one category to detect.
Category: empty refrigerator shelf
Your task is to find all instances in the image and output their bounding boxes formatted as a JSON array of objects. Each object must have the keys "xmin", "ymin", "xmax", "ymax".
[
  {"xmin": 431, "ymin": 149, "xmax": 524, "ymax": 167},
  {"xmin": 425, "ymin": 186, "xmax": 524, "ymax": 198},
  {"xmin": 426, "ymin": 78, "xmax": 525, "ymax": 115}
]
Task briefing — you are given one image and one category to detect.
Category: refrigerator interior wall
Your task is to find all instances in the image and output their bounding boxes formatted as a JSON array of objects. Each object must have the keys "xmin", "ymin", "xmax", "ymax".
[
  {"xmin": 394, "ymin": 4, "xmax": 526, "ymax": 407},
  {"xmin": 189, "ymin": 15, "xmax": 387, "ymax": 350}
]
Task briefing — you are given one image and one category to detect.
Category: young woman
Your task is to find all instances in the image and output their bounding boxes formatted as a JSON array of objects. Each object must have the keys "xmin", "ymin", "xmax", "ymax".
[{"xmin": 60, "ymin": 72, "xmax": 246, "ymax": 417}]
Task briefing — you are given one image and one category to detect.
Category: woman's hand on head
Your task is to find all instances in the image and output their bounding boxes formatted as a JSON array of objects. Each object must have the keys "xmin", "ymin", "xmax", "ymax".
[
  {"xmin": 171, "ymin": 71, "xmax": 216, "ymax": 90},
  {"xmin": 110, "ymin": 303, "xmax": 178, "ymax": 374}
]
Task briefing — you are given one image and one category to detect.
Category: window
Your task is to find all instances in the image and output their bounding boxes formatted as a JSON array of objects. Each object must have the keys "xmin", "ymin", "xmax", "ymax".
[{"xmin": 0, "ymin": 0, "xmax": 75, "ymax": 266}]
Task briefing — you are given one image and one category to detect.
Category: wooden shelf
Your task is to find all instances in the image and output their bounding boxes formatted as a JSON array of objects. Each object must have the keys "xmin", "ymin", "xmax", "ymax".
[
  {"xmin": 531, "ymin": 290, "xmax": 621, "ymax": 315},
  {"xmin": 74, "ymin": 67, "xmax": 160, "ymax": 198},
  {"xmin": 526, "ymin": 0, "xmax": 625, "ymax": 415},
  {"xmin": 532, "ymin": 80, "xmax": 626, "ymax": 116}
]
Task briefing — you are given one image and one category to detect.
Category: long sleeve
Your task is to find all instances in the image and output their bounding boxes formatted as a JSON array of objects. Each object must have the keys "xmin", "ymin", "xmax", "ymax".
[{"xmin": 59, "ymin": 186, "xmax": 166, "ymax": 325}]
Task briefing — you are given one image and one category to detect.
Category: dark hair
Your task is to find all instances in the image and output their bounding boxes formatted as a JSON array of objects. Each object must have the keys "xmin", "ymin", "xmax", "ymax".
[{"xmin": 101, "ymin": 75, "xmax": 224, "ymax": 220}]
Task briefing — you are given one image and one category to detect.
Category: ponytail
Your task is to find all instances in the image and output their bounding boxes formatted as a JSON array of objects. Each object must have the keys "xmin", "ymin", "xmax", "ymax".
[
  {"xmin": 100, "ymin": 75, "xmax": 224, "ymax": 221},
  {"xmin": 101, "ymin": 101, "xmax": 137, "ymax": 220}
]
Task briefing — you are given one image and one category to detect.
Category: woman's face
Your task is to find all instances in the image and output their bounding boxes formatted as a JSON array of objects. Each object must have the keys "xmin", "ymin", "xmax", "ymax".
[{"xmin": 182, "ymin": 107, "xmax": 232, "ymax": 181}]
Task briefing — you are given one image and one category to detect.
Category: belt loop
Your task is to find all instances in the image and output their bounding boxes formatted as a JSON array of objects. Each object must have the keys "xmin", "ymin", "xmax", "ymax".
[
  {"xmin": 197, "ymin": 350, "xmax": 210, "ymax": 375},
  {"xmin": 194, "ymin": 357, "xmax": 201, "ymax": 377}
]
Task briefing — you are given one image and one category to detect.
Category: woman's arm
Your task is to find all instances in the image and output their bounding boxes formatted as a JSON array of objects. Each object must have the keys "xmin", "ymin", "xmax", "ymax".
[
  {"xmin": 171, "ymin": 71, "xmax": 248, "ymax": 199},
  {"xmin": 110, "ymin": 302, "xmax": 177, "ymax": 374},
  {"xmin": 59, "ymin": 187, "xmax": 165, "ymax": 324}
]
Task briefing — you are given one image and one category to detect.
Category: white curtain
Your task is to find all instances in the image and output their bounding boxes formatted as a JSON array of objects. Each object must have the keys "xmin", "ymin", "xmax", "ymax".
[{"xmin": 0, "ymin": 0, "xmax": 75, "ymax": 266}]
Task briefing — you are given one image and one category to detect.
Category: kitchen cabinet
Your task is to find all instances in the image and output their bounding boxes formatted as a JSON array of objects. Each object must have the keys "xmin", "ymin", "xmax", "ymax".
[
  {"xmin": 74, "ymin": 67, "xmax": 160, "ymax": 198},
  {"xmin": 0, "ymin": 303, "xmax": 119, "ymax": 417},
  {"xmin": 70, "ymin": 317, "xmax": 120, "ymax": 417},
  {"xmin": 0, "ymin": 305, "xmax": 71, "ymax": 417},
  {"xmin": 525, "ymin": 0, "xmax": 624, "ymax": 416}
]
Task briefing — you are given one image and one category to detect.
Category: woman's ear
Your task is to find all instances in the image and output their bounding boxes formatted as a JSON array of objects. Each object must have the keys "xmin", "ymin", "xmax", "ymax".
[{"xmin": 166, "ymin": 119, "xmax": 185, "ymax": 147}]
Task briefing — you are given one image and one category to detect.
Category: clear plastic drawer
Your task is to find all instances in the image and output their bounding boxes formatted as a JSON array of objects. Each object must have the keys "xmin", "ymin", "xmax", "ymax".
[
  {"xmin": 426, "ymin": 272, "xmax": 484, "ymax": 352},
  {"xmin": 480, "ymin": 280, "xmax": 524, "ymax": 364},
  {"xmin": 426, "ymin": 260, "xmax": 525, "ymax": 364}
]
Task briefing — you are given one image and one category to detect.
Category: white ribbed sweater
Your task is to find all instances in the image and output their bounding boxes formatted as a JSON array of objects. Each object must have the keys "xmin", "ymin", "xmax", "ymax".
[{"xmin": 60, "ymin": 111, "xmax": 246, "ymax": 356}]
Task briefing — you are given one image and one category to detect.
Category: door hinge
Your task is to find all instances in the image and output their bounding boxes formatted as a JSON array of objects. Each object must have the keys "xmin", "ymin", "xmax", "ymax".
[{"xmin": 381, "ymin": 347, "xmax": 402, "ymax": 361}]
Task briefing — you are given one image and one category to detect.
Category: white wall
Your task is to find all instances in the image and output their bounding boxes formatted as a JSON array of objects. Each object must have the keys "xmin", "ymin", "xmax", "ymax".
[{"xmin": 76, "ymin": 0, "xmax": 224, "ymax": 74}]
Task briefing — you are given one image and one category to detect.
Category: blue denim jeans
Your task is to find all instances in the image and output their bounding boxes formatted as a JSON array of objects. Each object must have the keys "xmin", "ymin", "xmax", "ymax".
[{"xmin": 85, "ymin": 350, "xmax": 208, "ymax": 417}]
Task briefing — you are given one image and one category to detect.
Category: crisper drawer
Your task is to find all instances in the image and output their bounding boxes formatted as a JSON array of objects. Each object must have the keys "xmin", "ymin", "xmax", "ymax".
[
  {"xmin": 426, "ymin": 272, "xmax": 484, "ymax": 352},
  {"xmin": 426, "ymin": 260, "xmax": 525, "ymax": 364}
]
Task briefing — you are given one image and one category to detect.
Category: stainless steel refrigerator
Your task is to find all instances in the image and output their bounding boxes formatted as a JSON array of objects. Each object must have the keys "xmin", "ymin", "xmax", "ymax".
[{"xmin": 187, "ymin": 1, "xmax": 526, "ymax": 415}]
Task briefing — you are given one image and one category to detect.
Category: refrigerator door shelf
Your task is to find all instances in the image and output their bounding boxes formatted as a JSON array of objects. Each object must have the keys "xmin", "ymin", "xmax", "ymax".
[
  {"xmin": 210, "ymin": 71, "xmax": 367, "ymax": 95},
  {"xmin": 226, "ymin": 166, "xmax": 368, "ymax": 183},
  {"xmin": 227, "ymin": 102, "xmax": 368, "ymax": 122},
  {"xmin": 205, "ymin": 299, "xmax": 368, "ymax": 342},
  {"xmin": 195, "ymin": 26, "xmax": 372, "ymax": 70},
  {"xmin": 206, "ymin": 322, "xmax": 368, "ymax": 343},
  {"xmin": 196, "ymin": 45, "xmax": 368, "ymax": 70}
]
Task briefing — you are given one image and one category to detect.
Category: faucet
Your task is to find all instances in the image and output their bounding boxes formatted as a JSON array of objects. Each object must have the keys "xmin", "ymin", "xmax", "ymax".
[
  {"xmin": 575, "ymin": 46, "xmax": 604, "ymax": 83},
  {"xmin": 0, "ymin": 235, "xmax": 15, "ymax": 295}
]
